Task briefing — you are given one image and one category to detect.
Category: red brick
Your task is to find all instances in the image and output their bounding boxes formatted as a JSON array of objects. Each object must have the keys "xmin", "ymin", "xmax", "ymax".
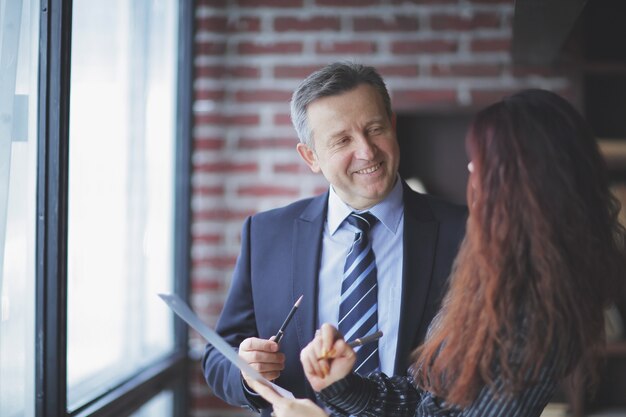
[
  {"xmin": 431, "ymin": 63, "xmax": 502, "ymax": 77},
  {"xmin": 192, "ymin": 255, "xmax": 238, "ymax": 269},
  {"xmin": 430, "ymin": 12, "xmax": 501, "ymax": 31},
  {"xmin": 391, "ymin": 0, "xmax": 457, "ymax": 3},
  {"xmin": 196, "ymin": 65, "xmax": 261, "ymax": 79},
  {"xmin": 354, "ymin": 16, "xmax": 419, "ymax": 32},
  {"xmin": 191, "ymin": 394, "xmax": 236, "ymax": 410},
  {"xmin": 190, "ymin": 394, "xmax": 235, "ymax": 415},
  {"xmin": 196, "ymin": 302, "xmax": 225, "ymax": 318},
  {"xmin": 189, "ymin": 367, "xmax": 207, "ymax": 387},
  {"xmin": 195, "ymin": 16, "xmax": 261, "ymax": 33},
  {"xmin": 194, "ymin": 138, "xmax": 225, "ymax": 151},
  {"xmin": 195, "ymin": 65, "xmax": 225, "ymax": 78},
  {"xmin": 274, "ymin": 65, "xmax": 325, "ymax": 79},
  {"xmin": 229, "ymin": 114, "xmax": 262, "ymax": 126},
  {"xmin": 194, "ymin": 113, "xmax": 225, "ymax": 125},
  {"xmin": 238, "ymin": 41, "xmax": 303, "ymax": 54},
  {"xmin": 274, "ymin": 163, "xmax": 308, "ymax": 174},
  {"xmin": 237, "ymin": 185, "xmax": 300, "ymax": 197},
  {"xmin": 192, "ymin": 185, "xmax": 225, "ymax": 196},
  {"xmin": 392, "ymin": 89, "xmax": 457, "ymax": 107},
  {"xmin": 470, "ymin": 37, "xmax": 511, "ymax": 52},
  {"xmin": 194, "ymin": 113, "xmax": 260, "ymax": 126},
  {"xmin": 468, "ymin": 0, "xmax": 512, "ymax": 3},
  {"xmin": 235, "ymin": 89, "xmax": 292, "ymax": 103},
  {"xmin": 194, "ymin": 89, "xmax": 225, "ymax": 101},
  {"xmin": 239, "ymin": 137, "xmax": 297, "ymax": 149},
  {"xmin": 191, "ymin": 278, "xmax": 224, "ymax": 291},
  {"xmin": 391, "ymin": 39, "xmax": 457, "ymax": 54},
  {"xmin": 511, "ymin": 66, "xmax": 561, "ymax": 77},
  {"xmin": 274, "ymin": 16, "xmax": 341, "ymax": 32},
  {"xmin": 195, "ymin": 41, "xmax": 227, "ymax": 56},
  {"xmin": 313, "ymin": 185, "xmax": 329, "ymax": 195},
  {"xmin": 236, "ymin": 0, "xmax": 303, "ymax": 6},
  {"xmin": 315, "ymin": 0, "xmax": 379, "ymax": 5},
  {"xmin": 470, "ymin": 89, "xmax": 518, "ymax": 105},
  {"xmin": 274, "ymin": 113, "xmax": 293, "ymax": 126},
  {"xmin": 315, "ymin": 40, "xmax": 376, "ymax": 54},
  {"xmin": 195, "ymin": 16, "xmax": 229, "ymax": 32},
  {"xmin": 196, "ymin": 0, "xmax": 227, "ymax": 7},
  {"xmin": 193, "ymin": 161, "xmax": 259, "ymax": 173},
  {"xmin": 378, "ymin": 65, "xmax": 420, "ymax": 77},
  {"xmin": 226, "ymin": 65, "xmax": 261, "ymax": 78},
  {"xmin": 192, "ymin": 208, "xmax": 255, "ymax": 221}
]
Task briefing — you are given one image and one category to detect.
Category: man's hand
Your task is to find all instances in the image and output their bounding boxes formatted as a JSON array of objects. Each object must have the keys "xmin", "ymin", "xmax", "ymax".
[{"xmin": 240, "ymin": 337, "xmax": 285, "ymax": 386}]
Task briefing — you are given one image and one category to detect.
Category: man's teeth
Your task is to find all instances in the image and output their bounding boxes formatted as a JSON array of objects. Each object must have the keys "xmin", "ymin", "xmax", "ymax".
[{"xmin": 356, "ymin": 163, "xmax": 381, "ymax": 174}]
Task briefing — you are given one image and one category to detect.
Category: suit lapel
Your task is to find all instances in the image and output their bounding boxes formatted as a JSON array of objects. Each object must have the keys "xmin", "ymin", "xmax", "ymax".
[
  {"xmin": 292, "ymin": 193, "xmax": 327, "ymax": 360},
  {"xmin": 394, "ymin": 185, "xmax": 439, "ymax": 375}
]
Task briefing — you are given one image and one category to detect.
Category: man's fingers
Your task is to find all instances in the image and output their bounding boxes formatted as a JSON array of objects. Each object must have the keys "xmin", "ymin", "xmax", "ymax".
[
  {"xmin": 240, "ymin": 350, "xmax": 285, "ymax": 364},
  {"xmin": 240, "ymin": 337, "xmax": 279, "ymax": 352},
  {"xmin": 247, "ymin": 361, "xmax": 285, "ymax": 373},
  {"xmin": 248, "ymin": 380, "xmax": 283, "ymax": 404}
]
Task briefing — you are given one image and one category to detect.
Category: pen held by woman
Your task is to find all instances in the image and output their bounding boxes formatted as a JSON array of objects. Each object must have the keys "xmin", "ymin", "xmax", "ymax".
[{"xmin": 318, "ymin": 330, "xmax": 384, "ymax": 360}]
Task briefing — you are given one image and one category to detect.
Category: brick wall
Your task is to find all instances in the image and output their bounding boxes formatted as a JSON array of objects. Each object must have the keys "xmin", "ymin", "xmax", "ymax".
[{"xmin": 190, "ymin": 0, "xmax": 578, "ymax": 415}]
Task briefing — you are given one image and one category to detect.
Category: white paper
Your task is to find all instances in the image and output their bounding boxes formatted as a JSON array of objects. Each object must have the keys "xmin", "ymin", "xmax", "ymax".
[{"xmin": 158, "ymin": 293, "xmax": 294, "ymax": 399}]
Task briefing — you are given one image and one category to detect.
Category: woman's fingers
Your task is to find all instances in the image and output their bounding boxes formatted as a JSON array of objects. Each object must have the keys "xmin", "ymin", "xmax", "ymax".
[{"xmin": 247, "ymin": 379, "xmax": 283, "ymax": 404}]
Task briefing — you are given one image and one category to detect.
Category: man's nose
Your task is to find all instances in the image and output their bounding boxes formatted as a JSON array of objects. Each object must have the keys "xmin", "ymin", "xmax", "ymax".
[{"xmin": 354, "ymin": 135, "xmax": 376, "ymax": 159}]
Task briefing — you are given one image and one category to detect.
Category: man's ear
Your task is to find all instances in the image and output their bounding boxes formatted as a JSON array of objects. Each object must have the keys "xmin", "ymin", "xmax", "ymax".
[
  {"xmin": 391, "ymin": 113, "xmax": 397, "ymax": 130},
  {"xmin": 296, "ymin": 143, "xmax": 321, "ymax": 173}
]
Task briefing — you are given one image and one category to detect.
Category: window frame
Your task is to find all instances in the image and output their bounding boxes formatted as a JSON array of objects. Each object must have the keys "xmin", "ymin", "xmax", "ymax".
[{"xmin": 35, "ymin": 0, "xmax": 194, "ymax": 416}]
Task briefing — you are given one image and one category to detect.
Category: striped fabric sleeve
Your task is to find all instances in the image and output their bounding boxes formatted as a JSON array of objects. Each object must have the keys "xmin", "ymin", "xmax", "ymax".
[
  {"xmin": 318, "ymin": 372, "xmax": 421, "ymax": 417},
  {"xmin": 318, "ymin": 362, "xmax": 558, "ymax": 417}
]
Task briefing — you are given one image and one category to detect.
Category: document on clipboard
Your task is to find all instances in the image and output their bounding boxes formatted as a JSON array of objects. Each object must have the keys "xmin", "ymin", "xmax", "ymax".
[{"xmin": 158, "ymin": 293, "xmax": 295, "ymax": 399}]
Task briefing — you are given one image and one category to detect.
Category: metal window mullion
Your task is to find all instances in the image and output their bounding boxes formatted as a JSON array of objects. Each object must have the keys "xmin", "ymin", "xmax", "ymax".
[
  {"xmin": 173, "ymin": 0, "xmax": 195, "ymax": 414},
  {"xmin": 36, "ymin": 0, "xmax": 73, "ymax": 416}
]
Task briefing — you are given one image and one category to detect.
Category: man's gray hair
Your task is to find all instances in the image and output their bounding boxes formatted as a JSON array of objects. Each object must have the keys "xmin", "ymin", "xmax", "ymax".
[{"xmin": 290, "ymin": 62, "xmax": 392, "ymax": 148}]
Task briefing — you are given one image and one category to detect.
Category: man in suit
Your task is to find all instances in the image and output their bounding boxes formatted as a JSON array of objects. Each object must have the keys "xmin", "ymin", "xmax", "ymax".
[{"xmin": 202, "ymin": 62, "xmax": 467, "ymax": 416}]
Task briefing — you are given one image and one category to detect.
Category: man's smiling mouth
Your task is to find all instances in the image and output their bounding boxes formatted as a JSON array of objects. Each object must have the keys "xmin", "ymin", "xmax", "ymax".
[{"xmin": 354, "ymin": 162, "xmax": 382, "ymax": 175}]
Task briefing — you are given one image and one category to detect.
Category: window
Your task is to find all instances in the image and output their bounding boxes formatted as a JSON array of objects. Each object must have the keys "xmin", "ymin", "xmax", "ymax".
[
  {"xmin": 66, "ymin": 0, "xmax": 178, "ymax": 409},
  {"xmin": 0, "ymin": 0, "xmax": 195, "ymax": 416},
  {"xmin": 0, "ymin": 1, "xmax": 39, "ymax": 416},
  {"xmin": 129, "ymin": 390, "xmax": 174, "ymax": 417}
]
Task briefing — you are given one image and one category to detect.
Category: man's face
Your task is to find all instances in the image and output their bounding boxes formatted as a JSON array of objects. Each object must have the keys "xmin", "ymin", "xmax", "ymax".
[{"xmin": 297, "ymin": 84, "xmax": 400, "ymax": 210}]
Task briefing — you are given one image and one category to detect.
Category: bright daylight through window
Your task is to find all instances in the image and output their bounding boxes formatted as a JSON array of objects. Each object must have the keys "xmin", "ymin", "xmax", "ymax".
[
  {"xmin": 66, "ymin": 0, "xmax": 179, "ymax": 410},
  {"xmin": 0, "ymin": 1, "xmax": 38, "ymax": 416}
]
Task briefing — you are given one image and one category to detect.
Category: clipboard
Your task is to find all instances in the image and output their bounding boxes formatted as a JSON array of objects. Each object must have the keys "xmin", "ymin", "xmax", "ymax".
[{"xmin": 158, "ymin": 293, "xmax": 294, "ymax": 399}]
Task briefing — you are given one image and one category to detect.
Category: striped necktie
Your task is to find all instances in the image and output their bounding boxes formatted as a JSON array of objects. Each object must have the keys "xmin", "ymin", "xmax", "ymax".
[{"xmin": 338, "ymin": 211, "xmax": 380, "ymax": 375}]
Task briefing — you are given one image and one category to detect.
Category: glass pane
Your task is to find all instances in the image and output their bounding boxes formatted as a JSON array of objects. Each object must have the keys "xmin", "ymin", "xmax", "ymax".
[
  {"xmin": 66, "ymin": 0, "xmax": 179, "ymax": 409},
  {"xmin": 129, "ymin": 389, "xmax": 174, "ymax": 417},
  {"xmin": 0, "ymin": 0, "xmax": 38, "ymax": 416}
]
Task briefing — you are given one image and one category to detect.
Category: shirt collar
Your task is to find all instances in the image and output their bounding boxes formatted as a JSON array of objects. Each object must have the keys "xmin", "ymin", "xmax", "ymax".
[{"xmin": 327, "ymin": 177, "xmax": 403, "ymax": 235}]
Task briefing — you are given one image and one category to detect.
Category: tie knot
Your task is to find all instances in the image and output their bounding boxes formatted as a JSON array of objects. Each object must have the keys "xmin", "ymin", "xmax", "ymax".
[{"xmin": 347, "ymin": 211, "xmax": 377, "ymax": 232}]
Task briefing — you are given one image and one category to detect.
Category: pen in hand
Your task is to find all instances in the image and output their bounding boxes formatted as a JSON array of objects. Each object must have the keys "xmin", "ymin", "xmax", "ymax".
[
  {"xmin": 347, "ymin": 330, "xmax": 383, "ymax": 348},
  {"xmin": 318, "ymin": 330, "xmax": 383, "ymax": 360},
  {"xmin": 273, "ymin": 295, "xmax": 303, "ymax": 344}
]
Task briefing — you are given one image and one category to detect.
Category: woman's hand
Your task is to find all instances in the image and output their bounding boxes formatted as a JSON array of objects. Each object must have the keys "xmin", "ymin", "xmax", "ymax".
[
  {"xmin": 300, "ymin": 323, "xmax": 356, "ymax": 391},
  {"xmin": 246, "ymin": 379, "xmax": 329, "ymax": 417}
]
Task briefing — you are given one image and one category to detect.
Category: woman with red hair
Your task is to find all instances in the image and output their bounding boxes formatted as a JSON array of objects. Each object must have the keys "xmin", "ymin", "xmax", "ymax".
[{"xmin": 248, "ymin": 89, "xmax": 626, "ymax": 417}]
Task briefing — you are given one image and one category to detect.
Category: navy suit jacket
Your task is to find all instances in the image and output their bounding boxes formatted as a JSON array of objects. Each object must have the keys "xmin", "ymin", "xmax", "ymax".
[{"xmin": 202, "ymin": 183, "xmax": 467, "ymax": 416}]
